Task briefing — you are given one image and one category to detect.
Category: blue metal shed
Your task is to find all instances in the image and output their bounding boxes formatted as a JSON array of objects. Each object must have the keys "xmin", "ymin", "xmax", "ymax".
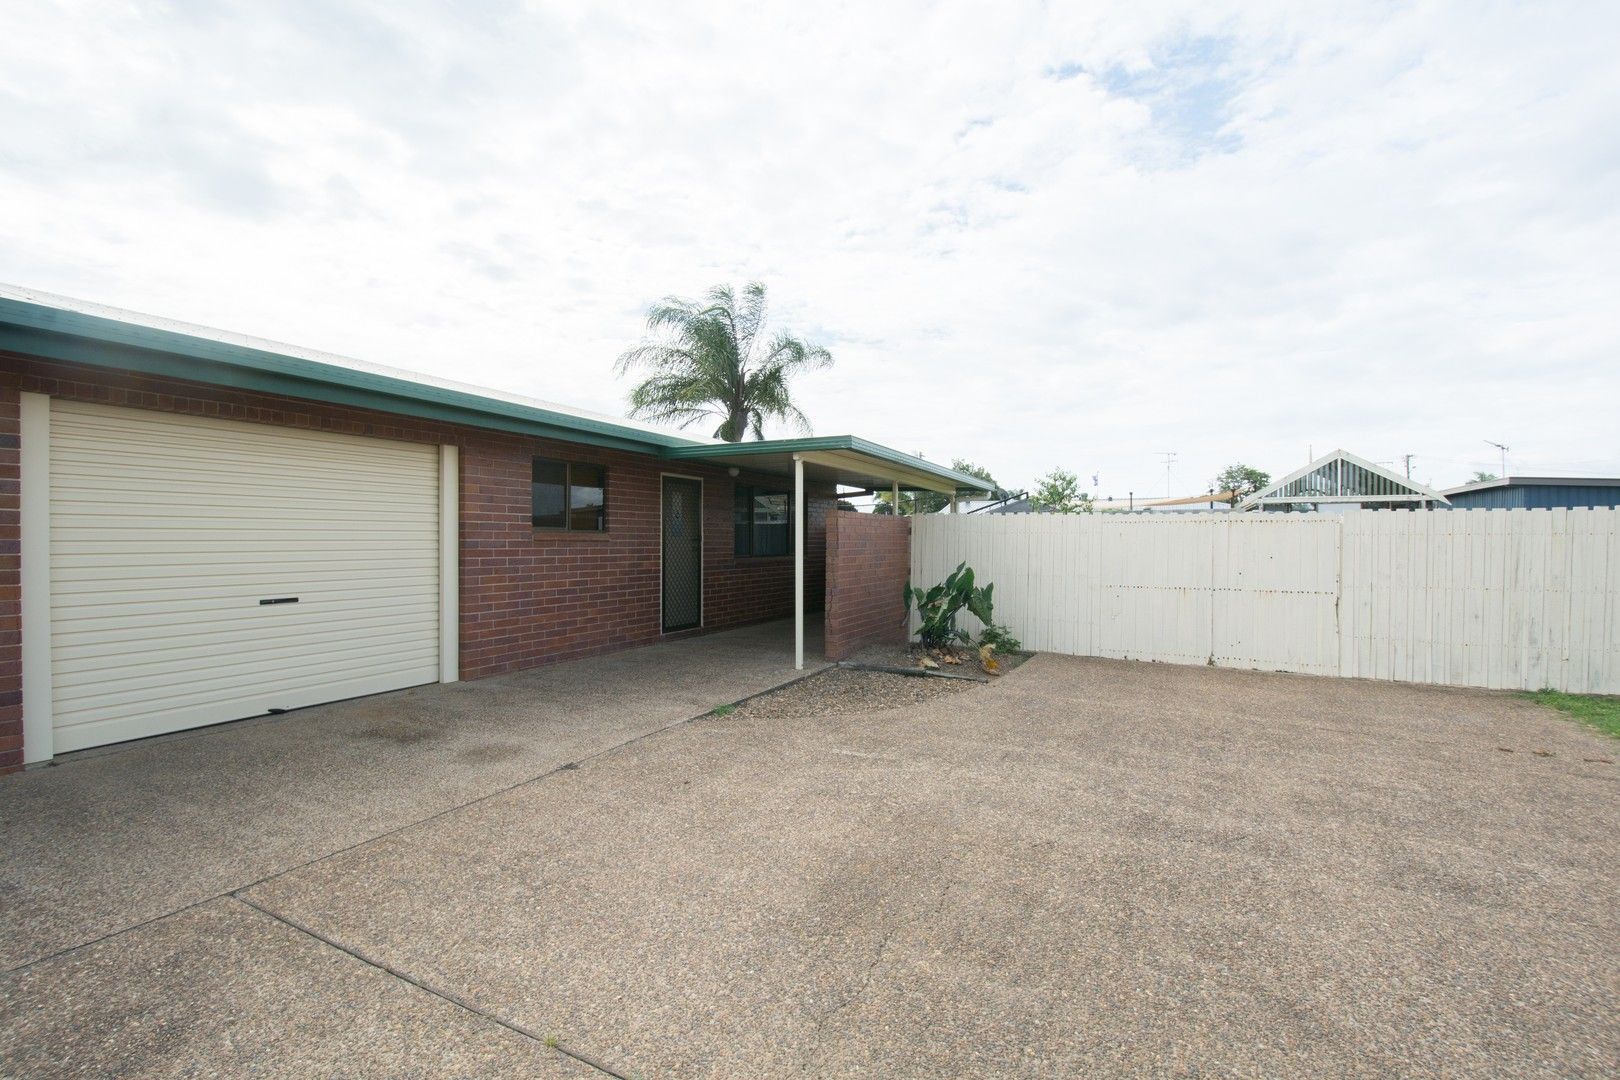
[{"xmin": 1440, "ymin": 476, "xmax": 1620, "ymax": 509}]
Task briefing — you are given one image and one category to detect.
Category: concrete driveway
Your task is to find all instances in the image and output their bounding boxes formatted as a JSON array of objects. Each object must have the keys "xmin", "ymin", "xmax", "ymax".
[{"xmin": 4, "ymin": 645, "xmax": 1617, "ymax": 1077}]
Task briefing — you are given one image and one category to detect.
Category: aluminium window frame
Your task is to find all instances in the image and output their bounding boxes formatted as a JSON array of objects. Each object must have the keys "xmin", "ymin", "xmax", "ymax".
[
  {"xmin": 531, "ymin": 456, "xmax": 608, "ymax": 532},
  {"xmin": 732, "ymin": 482, "xmax": 803, "ymax": 558}
]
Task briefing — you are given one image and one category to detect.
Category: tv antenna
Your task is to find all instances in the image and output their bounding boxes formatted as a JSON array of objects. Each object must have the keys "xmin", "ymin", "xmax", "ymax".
[
  {"xmin": 1155, "ymin": 451, "xmax": 1178, "ymax": 498},
  {"xmin": 1484, "ymin": 440, "xmax": 1509, "ymax": 476}
]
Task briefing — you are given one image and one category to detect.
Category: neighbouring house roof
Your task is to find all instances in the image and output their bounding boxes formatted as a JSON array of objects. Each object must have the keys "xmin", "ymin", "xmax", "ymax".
[
  {"xmin": 0, "ymin": 285, "xmax": 990, "ymax": 496},
  {"xmin": 1441, "ymin": 475, "xmax": 1620, "ymax": 496},
  {"xmin": 1098, "ymin": 489, "xmax": 1239, "ymax": 512},
  {"xmin": 982, "ymin": 497, "xmax": 1043, "ymax": 514},
  {"xmin": 976, "ymin": 489, "xmax": 1241, "ymax": 515},
  {"xmin": 1143, "ymin": 489, "xmax": 1239, "ymax": 507},
  {"xmin": 1239, "ymin": 449, "xmax": 1450, "ymax": 510}
]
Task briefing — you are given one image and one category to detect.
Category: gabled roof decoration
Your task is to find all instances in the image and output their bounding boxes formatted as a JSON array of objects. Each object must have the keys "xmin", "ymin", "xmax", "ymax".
[{"xmin": 1239, "ymin": 449, "xmax": 1450, "ymax": 510}]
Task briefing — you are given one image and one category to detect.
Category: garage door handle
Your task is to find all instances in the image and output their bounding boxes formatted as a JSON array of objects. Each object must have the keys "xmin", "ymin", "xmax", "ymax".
[{"xmin": 259, "ymin": 597, "xmax": 300, "ymax": 606}]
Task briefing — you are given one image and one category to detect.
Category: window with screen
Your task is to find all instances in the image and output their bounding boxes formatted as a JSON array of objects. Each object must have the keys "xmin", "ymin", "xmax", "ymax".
[
  {"xmin": 733, "ymin": 485, "xmax": 793, "ymax": 556},
  {"xmin": 533, "ymin": 458, "xmax": 607, "ymax": 531}
]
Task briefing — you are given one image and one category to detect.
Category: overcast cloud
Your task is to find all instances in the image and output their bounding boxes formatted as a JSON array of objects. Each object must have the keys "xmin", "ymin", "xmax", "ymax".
[{"xmin": 3, "ymin": 1, "xmax": 1618, "ymax": 498}]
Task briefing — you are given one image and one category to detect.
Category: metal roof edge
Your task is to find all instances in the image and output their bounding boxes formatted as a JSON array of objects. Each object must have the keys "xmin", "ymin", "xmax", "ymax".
[
  {"xmin": 0, "ymin": 289, "xmax": 706, "ymax": 452},
  {"xmin": 1441, "ymin": 475, "xmax": 1620, "ymax": 495},
  {"xmin": 660, "ymin": 435, "xmax": 995, "ymax": 492}
]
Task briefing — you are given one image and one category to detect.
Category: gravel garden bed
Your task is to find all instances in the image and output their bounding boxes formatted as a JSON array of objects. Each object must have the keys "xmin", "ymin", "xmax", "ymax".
[
  {"xmin": 842, "ymin": 641, "xmax": 1035, "ymax": 677},
  {"xmin": 732, "ymin": 667, "xmax": 971, "ymax": 720},
  {"xmin": 728, "ymin": 641, "xmax": 1036, "ymax": 722}
]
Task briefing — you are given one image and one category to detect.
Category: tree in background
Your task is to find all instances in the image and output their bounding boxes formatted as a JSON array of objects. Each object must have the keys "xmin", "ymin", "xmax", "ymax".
[
  {"xmin": 1030, "ymin": 467, "xmax": 1094, "ymax": 513},
  {"xmin": 873, "ymin": 459, "xmax": 1002, "ymax": 514},
  {"xmin": 1212, "ymin": 463, "xmax": 1272, "ymax": 506},
  {"xmin": 1470, "ymin": 471, "xmax": 1498, "ymax": 483},
  {"xmin": 615, "ymin": 282, "xmax": 832, "ymax": 441}
]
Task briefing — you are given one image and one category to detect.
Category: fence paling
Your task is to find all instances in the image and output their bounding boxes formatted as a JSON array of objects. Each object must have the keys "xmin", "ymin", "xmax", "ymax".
[{"xmin": 910, "ymin": 509, "xmax": 1620, "ymax": 694}]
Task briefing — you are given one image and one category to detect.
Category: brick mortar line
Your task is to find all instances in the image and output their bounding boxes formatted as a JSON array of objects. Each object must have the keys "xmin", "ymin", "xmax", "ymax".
[{"xmin": 0, "ymin": 665, "xmax": 828, "ymax": 980}]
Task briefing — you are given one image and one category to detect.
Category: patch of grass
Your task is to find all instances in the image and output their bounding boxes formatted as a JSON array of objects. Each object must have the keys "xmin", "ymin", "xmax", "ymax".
[
  {"xmin": 1526, "ymin": 689, "xmax": 1620, "ymax": 739},
  {"xmin": 542, "ymin": 1034, "xmax": 560, "ymax": 1049},
  {"xmin": 709, "ymin": 703, "xmax": 736, "ymax": 717}
]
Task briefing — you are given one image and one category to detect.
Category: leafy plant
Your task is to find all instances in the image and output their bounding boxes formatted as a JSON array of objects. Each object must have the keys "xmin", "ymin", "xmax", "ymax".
[
  {"xmin": 903, "ymin": 562, "xmax": 997, "ymax": 649},
  {"xmin": 979, "ymin": 622, "xmax": 1022, "ymax": 653},
  {"xmin": 967, "ymin": 574, "xmax": 1021, "ymax": 652}
]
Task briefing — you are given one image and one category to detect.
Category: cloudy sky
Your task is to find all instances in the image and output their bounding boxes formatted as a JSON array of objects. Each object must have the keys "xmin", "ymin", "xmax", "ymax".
[{"xmin": 3, "ymin": 1, "xmax": 1617, "ymax": 499}]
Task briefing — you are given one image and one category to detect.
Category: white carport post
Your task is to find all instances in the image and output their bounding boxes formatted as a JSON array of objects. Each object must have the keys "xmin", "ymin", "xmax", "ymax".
[
  {"xmin": 891, "ymin": 479, "xmax": 901, "ymax": 515},
  {"xmin": 794, "ymin": 453, "xmax": 805, "ymax": 670}
]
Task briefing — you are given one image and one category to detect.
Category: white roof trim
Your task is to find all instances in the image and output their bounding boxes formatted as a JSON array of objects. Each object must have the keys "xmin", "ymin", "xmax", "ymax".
[{"xmin": 1239, "ymin": 448, "xmax": 1450, "ymax": 510}]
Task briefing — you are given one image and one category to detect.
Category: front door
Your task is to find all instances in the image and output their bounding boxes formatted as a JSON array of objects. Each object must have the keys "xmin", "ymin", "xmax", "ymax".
[{"xmin": 661, "ymin": 477, "xmax": 703, "ymax": 632}]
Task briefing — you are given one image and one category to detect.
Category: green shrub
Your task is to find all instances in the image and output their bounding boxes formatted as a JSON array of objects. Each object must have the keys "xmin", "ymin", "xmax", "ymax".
[
  {"xmin": 903, "ymin": 561, "xmax": 1015, "ymax": 651},
  {"xmin": 904, "ymin": 562, "xmax": 987, "ymax": 648},
  {"xmin": 979, "ymin": 622, "xmax": 1022, "ymax": 653}
]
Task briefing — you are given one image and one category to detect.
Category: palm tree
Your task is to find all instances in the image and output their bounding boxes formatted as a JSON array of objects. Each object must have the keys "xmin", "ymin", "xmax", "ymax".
[{"xmin": 615, "ymin": 282, "xmax": 832, "ymax": 441}]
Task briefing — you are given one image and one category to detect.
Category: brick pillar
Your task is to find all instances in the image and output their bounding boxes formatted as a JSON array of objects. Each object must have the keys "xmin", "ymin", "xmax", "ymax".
[{"xmin": 822, "ymin": 510, "xmax": 911, "ymax": 661}]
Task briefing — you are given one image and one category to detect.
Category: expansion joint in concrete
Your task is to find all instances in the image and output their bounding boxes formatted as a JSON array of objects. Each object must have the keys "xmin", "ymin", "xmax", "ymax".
[{"xmin": 230, "ymin": 894, "xmax": 634, "ymax": 1080}]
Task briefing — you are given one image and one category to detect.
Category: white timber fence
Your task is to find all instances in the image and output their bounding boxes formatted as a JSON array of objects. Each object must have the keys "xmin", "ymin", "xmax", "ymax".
[{"xmin": 910, "ymin": 509, "xmax": 1620, "ymax": 694}]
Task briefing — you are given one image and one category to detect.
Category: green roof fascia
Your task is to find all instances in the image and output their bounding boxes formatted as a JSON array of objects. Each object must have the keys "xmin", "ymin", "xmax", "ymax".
[
  {"xmin": 660, "ymin": 435, "xmax": 994, "ymax": 493},
  {"xmin": 0, "ymin": 298, "xmax": 700, "ymax": 454}
]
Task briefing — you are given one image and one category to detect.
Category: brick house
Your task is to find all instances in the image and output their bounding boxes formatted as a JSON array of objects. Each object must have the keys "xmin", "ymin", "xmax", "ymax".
[{"xmin": 0, "ymin": 288, "xmax": 989, "ymax": 771}]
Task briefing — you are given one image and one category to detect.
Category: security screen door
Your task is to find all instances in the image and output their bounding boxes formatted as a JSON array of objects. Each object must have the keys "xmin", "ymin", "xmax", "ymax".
[{"xmin": 661, "ymin": 477, "xmax": 703, "ymax": 631}]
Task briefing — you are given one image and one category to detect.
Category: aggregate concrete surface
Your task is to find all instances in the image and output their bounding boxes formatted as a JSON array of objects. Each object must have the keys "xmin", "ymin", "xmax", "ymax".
[
  {"xmin": 0, "ymin": 618, "xmax": 827, "ymax": 973},
  {"xmin": 0, "ymin": 898, "xmax": 597, "ymax": 1078},
  {"xmin": 5, "ymin": 644, "xmax": 1617, "ymax": 1077}
]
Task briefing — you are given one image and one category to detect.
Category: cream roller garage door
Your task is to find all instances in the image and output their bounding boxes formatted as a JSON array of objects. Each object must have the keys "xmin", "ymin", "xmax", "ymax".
[{"xmin": 49, "ymin": 400, "xmax": 442, "ymax": 752}]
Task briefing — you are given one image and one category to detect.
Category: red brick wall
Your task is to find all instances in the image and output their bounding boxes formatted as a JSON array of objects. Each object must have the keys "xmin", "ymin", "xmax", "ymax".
[
  {"xmin": 704, "ymin": 480, "xmax": 828, "ymax": 631},
  {"xmin": 823, "ymin": 510, "xmax": 911, "ymax": 660},
  {"xmin": 453, "ymin": 432, "xmax": 828, "ymax": 679},
  {"xmin": 0, "ymin": 353, "xmax": 833, "ymax": 767},
  {"xmin": 0, "ymin": 381, "xmax": 19, "ymax": 772}
]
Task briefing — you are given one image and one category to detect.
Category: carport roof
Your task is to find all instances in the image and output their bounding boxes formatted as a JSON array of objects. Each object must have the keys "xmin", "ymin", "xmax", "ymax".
[
  {"xmin": 0, "ymin": 286, "xmax": 987, "ymax": 492},
  {"xmin": 663, "ymin": 437, "xmax": 993, "ymax": 495}
]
